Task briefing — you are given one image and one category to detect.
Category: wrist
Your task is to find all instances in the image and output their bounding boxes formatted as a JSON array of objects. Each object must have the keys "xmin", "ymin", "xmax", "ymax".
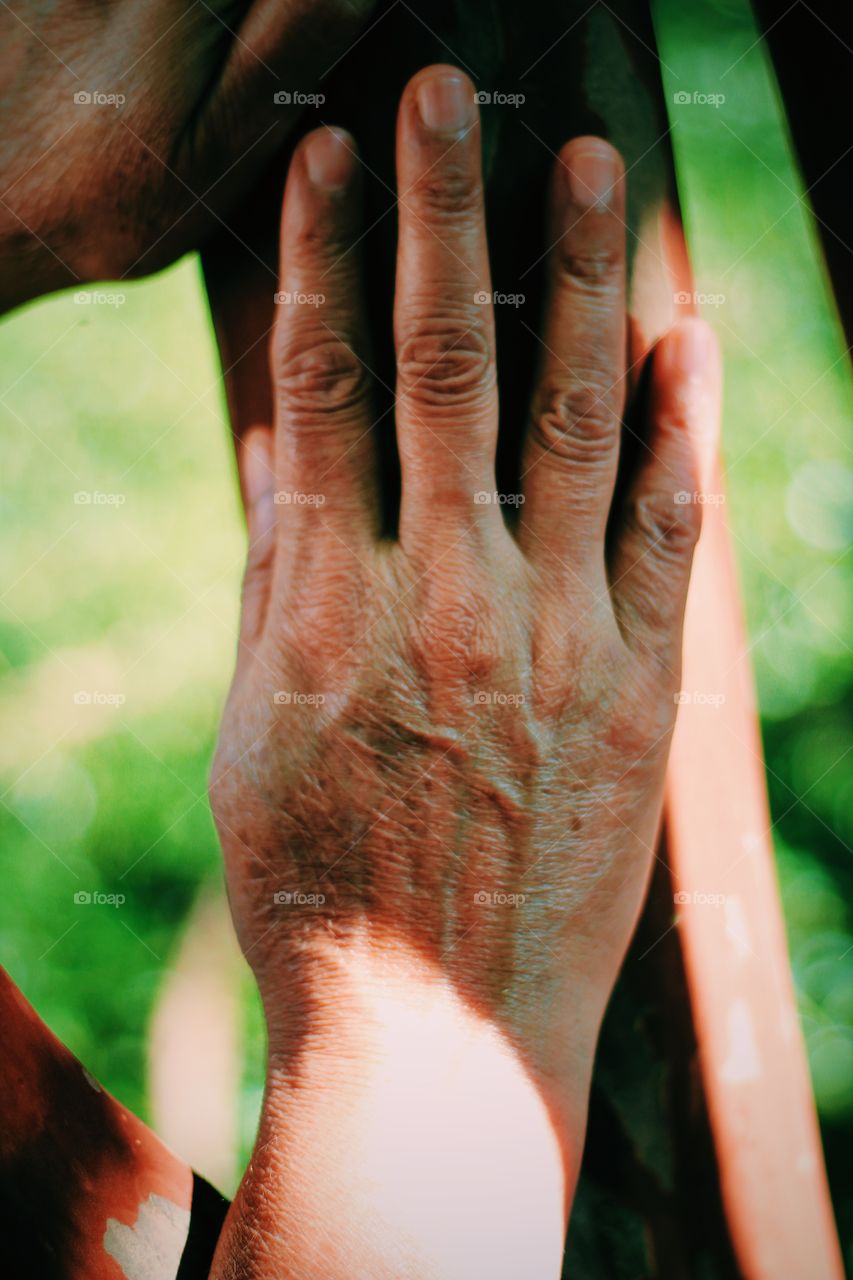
[
  {"xmin": 223, "ymin": 938, "xmax": 583, "ymax": 1279},
  {"xmin": 260, "ymin": 925, "xmax": 603, "ymax": 1126}
]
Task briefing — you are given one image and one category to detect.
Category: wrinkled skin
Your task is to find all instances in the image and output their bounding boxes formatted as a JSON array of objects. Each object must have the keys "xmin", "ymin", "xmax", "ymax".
[
  {"xmin": 210, "ymin": 65, "xmax": 722, "ymax": 1095},
  {"xmin": 0, "ymin": 0, "xmax": 374, "ymax": 309}
]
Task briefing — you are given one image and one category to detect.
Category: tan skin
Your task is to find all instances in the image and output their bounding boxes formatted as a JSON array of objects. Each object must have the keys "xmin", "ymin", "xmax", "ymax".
[
  {"xmin": 0, "ymin": 0, "xmax": 374, "ymax": 310},
  {"xmin": 210, "ymin": 65, "xmax": 721, "ymax": 1278}
]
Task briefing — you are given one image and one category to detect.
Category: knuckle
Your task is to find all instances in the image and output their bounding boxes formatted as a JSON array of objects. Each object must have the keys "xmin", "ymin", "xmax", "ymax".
[
  {"xmin": 627, "ymin": 488, "xmax": 702, "ymax": 560},
  {"xmin": 294, "ymin": 220, "xmax": 333, "ymax": 256},
  {"xmin": 276, "ymin": 337, "xmax": 366, "ymax": 415},
  {"xmin": 606, "ymin": 679, "xmax": 670, "ymax": 756},
  {"xmin": 556, "ymin": 242, "xmax": 622, "ymax": 288},
  {"xmin": 410, "ymin": 576, "xmax": 503, "ymax": 684},
  {"xmin": 397, "ymin": 318, "xmax": 493, "ymax": 408},
  {"xmin": 529, "ymin": 375, "xmax": 616, "ymax": 465},
  {"xmin": 409, "ymin": 162, "xmax": 481, "ymax": 221}
]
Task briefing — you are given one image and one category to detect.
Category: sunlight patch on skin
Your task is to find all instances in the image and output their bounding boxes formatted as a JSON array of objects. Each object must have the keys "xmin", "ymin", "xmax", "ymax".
[
  {"xmin": 104, "ymin": 1194, "xmax": 190, "ymax": 1280},
  {"xmin": 276, "ymin": 938, "xmax": 569, "ymax": 1279}
]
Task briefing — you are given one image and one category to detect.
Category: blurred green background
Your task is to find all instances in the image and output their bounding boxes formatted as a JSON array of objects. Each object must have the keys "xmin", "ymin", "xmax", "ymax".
[{"xmin": 1, "ymin": 0, "xmax": 851, "ymax": 1267}]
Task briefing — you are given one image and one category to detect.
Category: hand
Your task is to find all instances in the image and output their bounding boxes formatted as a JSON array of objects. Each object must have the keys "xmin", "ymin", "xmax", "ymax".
[
  {"xmin": 210, "ymin": 64, "xmax": 720, "ymax": 1277},
  {"xmin": 0, "ymin": 0, "xmax": 374, "ymax": 310}
]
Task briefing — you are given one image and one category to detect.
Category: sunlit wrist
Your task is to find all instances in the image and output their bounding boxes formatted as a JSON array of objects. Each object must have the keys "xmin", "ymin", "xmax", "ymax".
[{"xmin": 257, "ymin": 940, "xmax": 572, "ymax": 1278}]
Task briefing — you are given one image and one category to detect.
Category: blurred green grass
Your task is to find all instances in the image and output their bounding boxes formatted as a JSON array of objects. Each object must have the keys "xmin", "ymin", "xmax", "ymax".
[
  {"xmin": 0, "ymin": 262, "xmax": 260, "ymax": 1133},
  {"xmin": 0, "ymin": 0, "xmax": 851, "ymax": 1257}
]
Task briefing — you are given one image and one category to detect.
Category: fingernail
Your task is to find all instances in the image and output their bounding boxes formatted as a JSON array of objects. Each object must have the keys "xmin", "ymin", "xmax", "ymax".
[
  {"xmin": 567, "ymin": 142, "xmax": 620, "ymax": 210},
  {"xmin": 305, "ymin": 128, "xmax": 355, "ymax": 191},
  {"xmin": 666, "ymin": 317, "xmax": 718, "ymax": 380},
  {"xmin": 417, "ymin": 72, "xmax": 474, "ymax": 132}
]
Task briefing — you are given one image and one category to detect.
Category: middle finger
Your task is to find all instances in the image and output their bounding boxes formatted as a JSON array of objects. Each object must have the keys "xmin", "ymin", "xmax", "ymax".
[{"xmin": 393, "ymin": 66, "xmax": 500, "ymax": 547}]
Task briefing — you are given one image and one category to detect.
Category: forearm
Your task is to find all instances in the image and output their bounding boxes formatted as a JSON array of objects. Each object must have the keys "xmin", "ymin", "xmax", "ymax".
[
  {"xmin": 211, "ymin": 942, "xmax": 587, "ymax": 1280},
  {"xmin": 0, "ymin": 967, "xmax": 200, "ymax": 1276}
]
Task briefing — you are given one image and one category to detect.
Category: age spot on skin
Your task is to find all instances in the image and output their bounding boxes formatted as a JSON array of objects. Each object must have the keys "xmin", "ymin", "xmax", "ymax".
[{"xmin": 104, "ymin": 1194, "xmax": 190, "ymax": 1280}]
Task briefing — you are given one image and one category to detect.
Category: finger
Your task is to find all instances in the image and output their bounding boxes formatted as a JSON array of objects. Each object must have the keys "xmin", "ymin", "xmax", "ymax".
[
  {"xmin": 393, "ymin": 66, "xmax": 499, "ymax": 544},
  {"xmin": 239, "ymin": 427, "xmax": 276, "ymax": 647},
  {"xmin": 609, "ymin": 318, "xmax": 722, "ymax": 667},
  {"xmin": 273, "ymin": 126, "xmax": 378, "ymax": 548},
  {"xmin": 519, "ymin": 138, "xmax": 626, "ymax": 583}
]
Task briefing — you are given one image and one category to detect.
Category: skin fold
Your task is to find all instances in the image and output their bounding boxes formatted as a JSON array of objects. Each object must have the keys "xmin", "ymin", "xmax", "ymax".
[
  {"xmin": 0, "ymin": 0, "xmax": 375, "ymax": 311},
  {"xmin": 208, "ymin": 64, "xmax": 722, "ymax": 1278}
]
